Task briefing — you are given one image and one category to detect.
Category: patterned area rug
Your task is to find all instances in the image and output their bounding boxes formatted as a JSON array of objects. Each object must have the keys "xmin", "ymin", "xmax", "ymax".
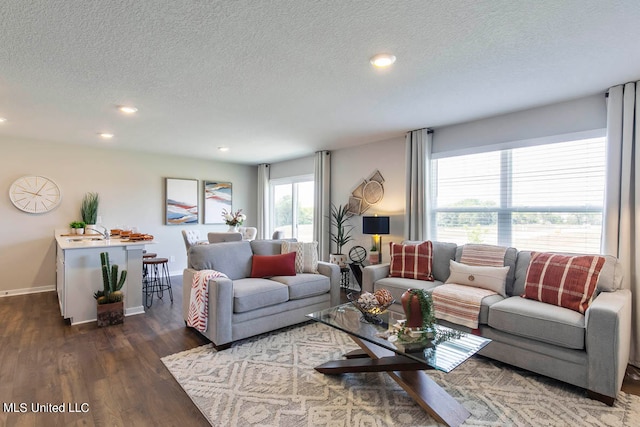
[{"xmin": 162, "ymin": 322, "xmax": 640, "ymax": 426}]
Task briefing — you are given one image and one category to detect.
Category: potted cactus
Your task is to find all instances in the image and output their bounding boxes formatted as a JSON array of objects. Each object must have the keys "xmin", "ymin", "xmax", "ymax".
[{"xmin": 94, "ymin": 252, "xmax": 126, "ymax": 327}]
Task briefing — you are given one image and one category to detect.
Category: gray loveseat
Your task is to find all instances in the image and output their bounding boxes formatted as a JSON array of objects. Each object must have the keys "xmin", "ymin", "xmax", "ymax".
[
  {"xmin": 363, "ymin": 241, "xmax": 632, "ymax": 404},
  {"xmin": 183, "ymin": 239, "xmax": 340, "ymax": 349}
]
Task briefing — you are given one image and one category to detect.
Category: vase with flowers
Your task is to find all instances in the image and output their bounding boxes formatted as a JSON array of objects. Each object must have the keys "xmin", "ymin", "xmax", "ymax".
[{"xmin": 222, "ymin": 208, "xmax": 246, "ymax": 232}]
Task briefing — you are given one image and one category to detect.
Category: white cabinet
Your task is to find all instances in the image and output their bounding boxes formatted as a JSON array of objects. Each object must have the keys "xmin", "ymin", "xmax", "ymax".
[
  {"xmin": 56, "ymin": 245, "xmax": 65, "ymax": 315},
  {"xmin": 55, "ymin": 236, "xmax": 147, "ymax": 325}
]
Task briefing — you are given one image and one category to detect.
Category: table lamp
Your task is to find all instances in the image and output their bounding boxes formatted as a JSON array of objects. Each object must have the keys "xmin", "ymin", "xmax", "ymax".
[{"xmin": 362, "ymin": 216, "xmax": 390, "ymax": 263}]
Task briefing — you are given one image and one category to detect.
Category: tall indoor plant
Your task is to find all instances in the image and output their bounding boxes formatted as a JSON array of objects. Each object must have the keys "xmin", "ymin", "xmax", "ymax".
[
  {"xmin": 81, "ymin": 192, "xmax": 99, "ymax": 227},
  {"xmin": 329, "ymin": 204, "xmax": 354, "ymax": 267}
]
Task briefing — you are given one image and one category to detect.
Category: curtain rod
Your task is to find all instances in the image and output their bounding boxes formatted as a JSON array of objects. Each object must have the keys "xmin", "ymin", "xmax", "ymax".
[{"xmin": 408, "ymin": 127, "xmax": 434, "ymax": 134}]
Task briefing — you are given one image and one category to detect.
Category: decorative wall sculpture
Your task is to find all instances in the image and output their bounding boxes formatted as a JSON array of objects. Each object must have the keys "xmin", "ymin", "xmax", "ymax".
[{"xmin": 347, "ymin": 170, "xmax": 385, "ymax": 215}]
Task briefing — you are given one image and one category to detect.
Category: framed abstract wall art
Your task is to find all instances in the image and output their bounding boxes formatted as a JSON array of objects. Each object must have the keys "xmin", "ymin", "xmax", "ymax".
[
  {"xmin": 165, "ymin": 178, "xmax": 198, "ymax": 225},
  {"xmin": 204, "ymin": 181, "xmax": 232, "ymax": 224}
]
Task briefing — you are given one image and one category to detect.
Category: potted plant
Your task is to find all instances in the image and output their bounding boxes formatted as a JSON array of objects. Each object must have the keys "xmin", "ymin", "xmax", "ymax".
[
  {"xmin": 69, "ymin": 220, "xmax": 86, "ymax": 235},
  {"xmin": 81, "ymin": 192, "xmax": 99, "ymax": 231},
  {"xmin": 369, "ymin": 244, "xmax": 380, "ymax": 264},
  {"xmin": 396, "ymin": 288, "xmax": 462, "ymax": 351},
  {"xmin": 329, "ymin": 204, "xmax": 354, "ymax": 267},
  {"xmin": 94, "ymin": 252, "xmax": 126, "ymax": 327},
  {"xmin": 400, "ymin": 288, "xmax": 435, "ymax": 330}
]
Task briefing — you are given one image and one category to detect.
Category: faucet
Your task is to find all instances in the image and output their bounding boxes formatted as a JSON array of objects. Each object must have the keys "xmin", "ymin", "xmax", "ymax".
[{"xmin": 87, "ymin": 224, "xmax": 110, "ymax": 240}]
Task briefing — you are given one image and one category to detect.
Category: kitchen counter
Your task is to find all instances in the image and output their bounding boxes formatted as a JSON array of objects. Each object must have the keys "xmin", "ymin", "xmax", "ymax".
[
  {"xmin": 55, "ymin": 234, "xmax": 153, "ymax": 250},
  {"xmin": 55, "ymin": 231, "xmax": 155, "ymax": 325}
]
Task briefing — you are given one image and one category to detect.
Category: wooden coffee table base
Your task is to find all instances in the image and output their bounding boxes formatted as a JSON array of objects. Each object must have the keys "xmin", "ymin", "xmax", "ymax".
[{"xmin": 314, "ymin": 336, "xmax": 470, "ymax": 427}]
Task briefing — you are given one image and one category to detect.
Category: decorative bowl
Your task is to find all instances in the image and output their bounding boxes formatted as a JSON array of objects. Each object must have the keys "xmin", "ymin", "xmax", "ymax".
[{"xmin": 347, "ymin": 293, "xmax": 395, "ymax": 323}]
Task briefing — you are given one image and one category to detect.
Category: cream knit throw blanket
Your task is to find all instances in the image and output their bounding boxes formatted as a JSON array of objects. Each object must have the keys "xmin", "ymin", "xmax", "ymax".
[{"xmin": 432, "ymin": 284, "xmax": 497, "ymax": 329}]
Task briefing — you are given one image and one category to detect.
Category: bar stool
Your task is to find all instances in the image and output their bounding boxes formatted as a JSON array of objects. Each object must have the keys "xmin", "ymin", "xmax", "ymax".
[
  {"xmin": 142, "ymin": 257, "xmax": 173, "ymax": 308},
  {"xmin": 142, "ymin": 252, "xmax": 157, "ymax": 282}
]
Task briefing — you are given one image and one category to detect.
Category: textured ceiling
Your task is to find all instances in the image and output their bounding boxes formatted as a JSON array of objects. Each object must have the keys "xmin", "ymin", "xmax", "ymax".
[{"xmin": 2, "ymin": 0, "xmax": 640, "ymax": 164}]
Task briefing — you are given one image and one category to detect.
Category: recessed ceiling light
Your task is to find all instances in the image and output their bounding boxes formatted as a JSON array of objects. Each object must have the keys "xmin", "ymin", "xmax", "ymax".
[
  {"xmin": 218, "ymin": 146, "xmax": 229, "ymax": 152},
  {"xmin": 0, "ymin": 117, "xmax": 7, "ymax": 123},
  {"xmin": 98, "ymin": 132, "xmax": 114, "ymax": 139},
  {"xmin": 118, "ymin": 105, "xmax": 138, "ymax": 114},
  {"xmin": 370, "ymin": 53, "xmax": 396, "ymax": 68}
]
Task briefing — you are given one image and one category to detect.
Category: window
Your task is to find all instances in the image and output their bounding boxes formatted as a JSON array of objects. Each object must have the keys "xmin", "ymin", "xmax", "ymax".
[
  {"xmin": 270, "ymin": 176, "xmax": 314, "ymax": 241},
  {"xmin": 431, "ymin": 137, "xmax": 605, "ymax": 253}
]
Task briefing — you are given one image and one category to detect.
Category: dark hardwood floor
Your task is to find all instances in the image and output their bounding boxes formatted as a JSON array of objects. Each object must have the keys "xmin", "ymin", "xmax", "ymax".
[
  {"xmin": 624, "ymin": 364, "xmax": 640, "ymax": 396},
  {"xmin": 0, "ymin": 276, "xmax": 210, "ymax": 427},
  {"xmin": 1, "ymin": 280, "xmax": 638, "ymax": 426}
]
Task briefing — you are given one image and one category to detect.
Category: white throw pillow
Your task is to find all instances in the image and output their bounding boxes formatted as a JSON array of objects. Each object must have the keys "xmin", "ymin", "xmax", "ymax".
[
  {"xmin": 281, "ymin": 241, "xmax": 319, "ymax": 274},
  {"xmin": 445, "ymin": 260, "xmax": 509, "ymax": 297}
]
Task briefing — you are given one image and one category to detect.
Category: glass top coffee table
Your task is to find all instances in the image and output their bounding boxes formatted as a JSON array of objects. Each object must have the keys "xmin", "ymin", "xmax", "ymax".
[{"xmin": 307, "ymin": 303, "xmax": 490, "ymax": 427}]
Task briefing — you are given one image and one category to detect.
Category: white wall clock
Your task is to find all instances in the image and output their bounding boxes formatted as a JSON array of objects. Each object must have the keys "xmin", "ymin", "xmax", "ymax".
[{"xmin": 9, "ymin": 175, "xmax": 62, "ymax": 213}]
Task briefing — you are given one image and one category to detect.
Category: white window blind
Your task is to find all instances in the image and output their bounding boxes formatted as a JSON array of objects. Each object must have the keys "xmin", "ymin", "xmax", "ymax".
[{"xmin": 431, "ymin": 137, "xmax": 605, "ymax": 253}]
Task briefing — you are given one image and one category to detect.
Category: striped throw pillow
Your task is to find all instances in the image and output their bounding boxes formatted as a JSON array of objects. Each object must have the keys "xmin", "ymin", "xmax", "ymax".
[
  {"xmin": 389, "ymin": 241, "xmax": 434, "ymax": 281},
  {"xmin": 281, "ymin": 241, "xmax": 319, "ymax": 274},
  {"xmin": 523, "ymin": 252, "xmax": 606, "ymax": 313}
]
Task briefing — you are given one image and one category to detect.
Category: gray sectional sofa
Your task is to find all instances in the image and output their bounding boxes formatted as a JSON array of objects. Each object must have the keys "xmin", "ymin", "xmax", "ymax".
[
  {"xmin": 363, "ymin": 241, "xmax": 632, "ymax": 404},
  {"xmin": 183, "ymin": 239, "xmax": 340, "ymax": 349}
]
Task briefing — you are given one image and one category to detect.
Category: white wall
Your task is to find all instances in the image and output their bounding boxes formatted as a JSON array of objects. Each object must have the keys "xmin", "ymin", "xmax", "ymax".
[
  {"xmin": 331, "ymin": 136, "xmax": 406, "ymax": 263},
  {"xmin": 1, "ymin": 136, "xmax": 257, "ymax": 295}
]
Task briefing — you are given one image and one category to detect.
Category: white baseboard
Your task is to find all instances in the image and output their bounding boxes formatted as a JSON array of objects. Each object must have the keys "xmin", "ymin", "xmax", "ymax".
[
  {"xmin": 0, "ymin": 275, "xmax": 184, "ymax": 299},
  {"xmin": 70, "ymin": 318, "xmax": 97, "ymax": 326},
  {"xmin": 0, "ymin": 285, "xmax": 55, "ymax": 298},
  {"xmin": 126, "ymin": 306, "xmax": 145, "ymax": 316},
  {"xmin": 69, "ymin": 308, "xmax": 146, "ymax": 325}
]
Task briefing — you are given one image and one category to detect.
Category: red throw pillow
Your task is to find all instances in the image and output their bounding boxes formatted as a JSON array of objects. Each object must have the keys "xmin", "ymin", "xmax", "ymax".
[
  {"xmin": 389, "ymin": 241, "xmax": 434, "ymax": 281},
  {"xmin": 523, "ymin": 252, "xmax": 606, "ymax": 313},
  {"xmin": 250, "ymin": 252, "xmax": 297, "ymax": 278}
]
